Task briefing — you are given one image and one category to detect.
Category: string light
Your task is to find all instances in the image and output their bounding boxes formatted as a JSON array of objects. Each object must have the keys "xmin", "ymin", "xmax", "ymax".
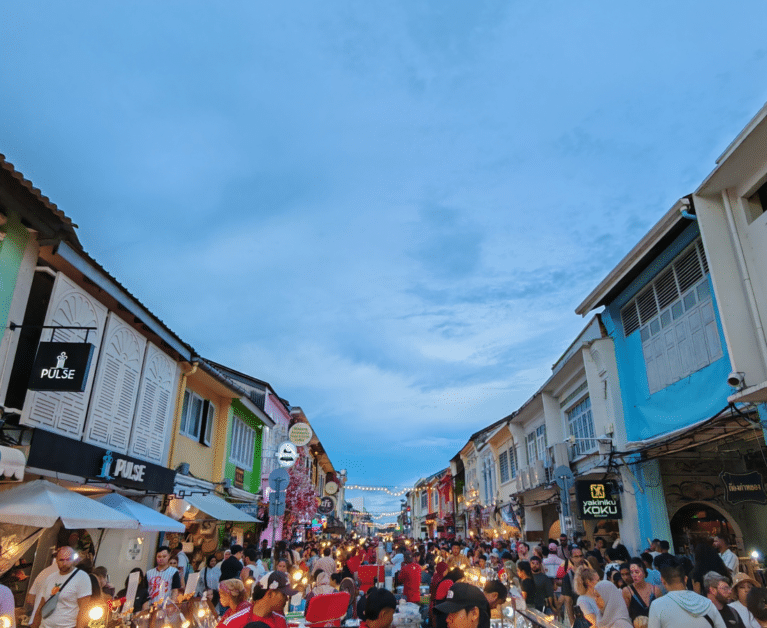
[
  {"xmin": 345, "ymin": 485, "xmax": 410, "ymax": 496},
  {"xmin": 343, "ymin": 509, "xmax": 402, "ymax": 519}
]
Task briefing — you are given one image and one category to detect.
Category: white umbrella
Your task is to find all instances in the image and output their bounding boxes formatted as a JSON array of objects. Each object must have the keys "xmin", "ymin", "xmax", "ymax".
[
  {"xmin": 0, "ymin": 479, "xmax": 138, "ymax": 529},
  {"xmin": 96, "ymin": 493, "xmax": 185, "ymax": 532}
]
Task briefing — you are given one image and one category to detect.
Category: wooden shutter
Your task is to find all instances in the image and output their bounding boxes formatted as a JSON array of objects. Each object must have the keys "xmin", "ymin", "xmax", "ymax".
[
  {"xmin": 21, "ymin": 274, "xmax": 108, "ymax": 437},
  {"xmin": 129, "ymin": 343, "xmax": 178, "ymax": 463},
  {"xmin": 83, "ymin": 313, "xmax": 146, "ymax": 452}
]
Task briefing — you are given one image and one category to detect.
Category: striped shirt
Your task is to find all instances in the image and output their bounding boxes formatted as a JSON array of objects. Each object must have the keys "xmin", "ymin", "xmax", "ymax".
[{"xmin": 146, "ymin": 567, "xmax": 180, "ymax": 603}]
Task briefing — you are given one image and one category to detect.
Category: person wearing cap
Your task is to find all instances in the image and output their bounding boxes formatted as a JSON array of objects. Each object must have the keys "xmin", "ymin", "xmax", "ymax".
[
  {"xmin": 542, "ymin": 543, "xmax": 563, "ymax": 579},
  {"xmin": 435, "ymin": 582, "xmax": 490, "ymax": 628},
  {"xmin": 730, "ymin": 573, "xmax": 761, "ymax": 628},
  {"xmin": 249, "ymin": 571, "xmax": 298, "ymax": 628},
  {"xmin": 217, "ymin": 579, "xmax": 252, "ymax": 628}
]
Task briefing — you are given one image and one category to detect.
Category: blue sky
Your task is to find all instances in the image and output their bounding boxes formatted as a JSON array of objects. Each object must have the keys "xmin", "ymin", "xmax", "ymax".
[{"xmin": 3, "ymin": 1, "xmax": 767, "ymax": 520}]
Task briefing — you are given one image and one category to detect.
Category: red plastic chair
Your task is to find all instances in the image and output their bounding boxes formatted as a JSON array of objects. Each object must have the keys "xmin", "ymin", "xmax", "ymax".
[
  {"xmin": 305, "ymin": 591, "xmax": 351, "ymax": 628},
  {"xmin": 357, "ymin": 565, "xmax": 385, "ymax": 593}
]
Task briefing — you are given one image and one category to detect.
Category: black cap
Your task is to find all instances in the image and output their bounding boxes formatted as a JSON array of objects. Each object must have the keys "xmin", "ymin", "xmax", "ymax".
[
  {"xmin": 435, "ymin": 583, "xmax": 489, "ymax": 615},
  {"xmin": 266, "ymin": 570, "xmax": 299, "ymax": 596}
]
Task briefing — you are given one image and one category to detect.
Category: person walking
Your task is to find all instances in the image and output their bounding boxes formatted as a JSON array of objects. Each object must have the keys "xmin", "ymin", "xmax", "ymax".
[
  {"xmin": 216, "ymin": 579, "xmax": 252, "ymax": 628},
  {"xmin": 622, "ymin": 557, "xmax": 661, "ymax": 621},
  {"xmin": 31, "ymin": 547, "xmax": 92, "ymax": 628},
  {"xmin": 729, "ymin": 574, "xmax": 761, "ymax": 628},
  {"xmin": 705, "ymin": 572, "xmax": 747, "ymax": 628},
  {"xmin": 648, "ymin": 560, "xmax": 725, "ymax": 628},
  {"xmin": 594, "ymin": 581, "xmax": 632, "ymax": 628}
]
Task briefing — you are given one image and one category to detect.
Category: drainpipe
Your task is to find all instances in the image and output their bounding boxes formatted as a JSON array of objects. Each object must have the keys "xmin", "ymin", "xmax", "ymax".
[
  {"xmin": 167, "ymin": 360, "xmax": 198, "ymax": 471},
  {"xmin": 721, "ymin": 191, "xmax": 767, "ymax": 371}
]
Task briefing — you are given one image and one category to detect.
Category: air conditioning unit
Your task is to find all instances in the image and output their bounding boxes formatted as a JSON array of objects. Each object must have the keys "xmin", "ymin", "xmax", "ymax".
[
  {"xmin": 520, "ymin": 466, "xmax": 531, "ymax": 490},
  {"xmin": 531, "ymin": 459, "xmax": 546, "ymax": 486},
  {"xmin": 553, "ymin": 442, "xmax": 570, "ymax": 467}
]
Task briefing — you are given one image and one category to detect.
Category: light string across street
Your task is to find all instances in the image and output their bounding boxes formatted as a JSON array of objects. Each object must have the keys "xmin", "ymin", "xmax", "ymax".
[{"xmin": 344, "ymin": 484, "xmax": 409, "ymax": 496}]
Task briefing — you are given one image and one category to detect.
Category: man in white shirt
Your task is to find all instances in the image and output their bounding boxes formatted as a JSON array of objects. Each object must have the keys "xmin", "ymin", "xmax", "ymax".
[
  {"xmin": 31, "ymin": 547, "xmax": 92, "ymax": 628},
  {"xmin": 27, "ymin": 551, "xmax": 62, "ymax": 620},
  {"xmin": 713, "ymin": 535, "xmax": 739, "ymax": 574},
  {"xmin": 649, "ymin": 560, "xmax": 725, "ymax": 628}
]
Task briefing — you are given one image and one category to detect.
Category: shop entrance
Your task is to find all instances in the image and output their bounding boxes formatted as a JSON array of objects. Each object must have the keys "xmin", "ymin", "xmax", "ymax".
[{"xmin": 670, "ymin": 502, "xmax": 736, "ymax": 556}]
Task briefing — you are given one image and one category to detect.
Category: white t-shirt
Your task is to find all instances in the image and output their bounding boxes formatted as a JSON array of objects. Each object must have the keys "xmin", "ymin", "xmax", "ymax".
[
  {"xmin": 730, "ymin": 601, "xmax": 761, "ymax": 628},
  {"xmin": 720, "ymin": 549, "xmax": 739, "ymax": 573},
  {"xmin": 39, "ymin": 569, "xmax": 92, "ymax": 628},
  {"xmin": 30, "ymin": 562, "xmax": 60, "ymax": 618}
]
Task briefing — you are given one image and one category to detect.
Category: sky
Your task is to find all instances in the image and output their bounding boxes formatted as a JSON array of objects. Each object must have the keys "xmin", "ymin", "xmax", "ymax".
[{"xmin": 3, "ymin": 1, "xmax": 767, "ymax": 521}]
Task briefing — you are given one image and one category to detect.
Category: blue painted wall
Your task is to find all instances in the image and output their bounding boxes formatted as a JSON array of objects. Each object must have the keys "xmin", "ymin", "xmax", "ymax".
[{"xmin": 601, "ymin": 222, "xmax": 732, "ymax": 442}]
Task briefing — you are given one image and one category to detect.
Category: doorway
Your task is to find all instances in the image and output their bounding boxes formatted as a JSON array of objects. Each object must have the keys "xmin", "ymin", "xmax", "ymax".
[{"xmin": 670, "ymin": 502, "xmax": 736, "ymax": 556}]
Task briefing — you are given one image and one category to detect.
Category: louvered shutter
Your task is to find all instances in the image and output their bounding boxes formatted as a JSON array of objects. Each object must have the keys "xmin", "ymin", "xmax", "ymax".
[
  {"xmin": 700, "ymin": 300, "xmax": 723, "ymax": 362},
  {"xmin": 21, "ymin": 274, "xmax": 108, "ymax": 437},
  {"xmin": 129, "ymin": 343, "xmax": 178, "ymax": 463},
  {"xmin": 83, "ymin": 313, "xmax": 146, "ymax": 452}
]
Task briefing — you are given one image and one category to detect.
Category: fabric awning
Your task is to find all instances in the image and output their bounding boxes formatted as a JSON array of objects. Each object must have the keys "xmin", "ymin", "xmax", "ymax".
[
  {"xmin": 96, "ymin": 493, "xmax": 185, "ymax": 532},
  {"xmin": 0, "ymin": 446, "xmax": 26, "ymax": 481},
  {"xmin": 181, "ymin": 492, "xmax": 259, "ymax": 523},
  {"xmin": 0, "ymin": 479, "xmax": 138, "ymax": 529}
]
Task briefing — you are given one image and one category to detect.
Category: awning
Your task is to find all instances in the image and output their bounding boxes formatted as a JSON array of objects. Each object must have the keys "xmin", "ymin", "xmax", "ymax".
[
  {"xmin": 96, "ymin": 493, "xmax": 185, "ymax": 532},
  {"xmin": 0, "ymin": 446, "xmax": 25, "ymax": 481},
  {"xmin": 180, "ymin": 492, "xmax": 258, "ymax": 523},
  {"xmin": 0, "ymin": 479, "xmax": 138, "ymax": 529}
]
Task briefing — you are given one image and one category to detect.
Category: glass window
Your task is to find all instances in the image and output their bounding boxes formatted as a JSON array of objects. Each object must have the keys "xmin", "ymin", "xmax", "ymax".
[{"xmin": 567, "ymin": 397, "xmax": 596, "ymax": 456}]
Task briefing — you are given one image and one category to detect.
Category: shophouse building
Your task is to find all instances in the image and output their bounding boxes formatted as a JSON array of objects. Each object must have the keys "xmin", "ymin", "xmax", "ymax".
[{"xmin": 575, "ymin": 199, "xmax": 759, "ymax": 561}]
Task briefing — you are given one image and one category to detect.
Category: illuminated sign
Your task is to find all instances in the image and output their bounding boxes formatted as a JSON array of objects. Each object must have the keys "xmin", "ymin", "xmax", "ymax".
[{"xmin": 576, "ymin": 480, "xmax": 622, "ymax": 520}]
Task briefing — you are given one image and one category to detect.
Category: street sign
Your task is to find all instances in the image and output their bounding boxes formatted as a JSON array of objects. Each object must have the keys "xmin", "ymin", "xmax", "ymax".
[
  {"xmin": 269, "ymin": 467, "xmax": 290, "ymax": 491},
  {"xmin": 269, "ymin": 499, "xmax": 286, "ymax": 517},
  {"xmin": 277, "ymin": 441, "xmax": 299, "ymax": 468},
  {"xmin": 289, "ymin": 423, "xmax": 313, "ymax": 447},
  {"xmin": 553, "ymin": 466, "xmax": 575, "ymax": 491},
  {"xmin": 317, "ymin": 495, "xmax": 336, "ymax": 516}
]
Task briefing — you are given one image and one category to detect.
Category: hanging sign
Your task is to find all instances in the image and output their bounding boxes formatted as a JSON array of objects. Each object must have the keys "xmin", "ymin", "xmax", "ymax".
[
  {"xmin": 576, "ymin": 480, "xmax": 622, "ymax": 519},
  {"xmin": 317, "ymin": 495, "xmax": 336, "ymax": 516},
  {"xmin": 277, "ymin": 442, "xmax": 299, "ymax": 468},
  {"xmin": 28, "ymin": 342, "xmax": 95, "ymax": 392},
  {"xmin": 721, "ymin": 471, "xmax": 767, "ymax": 505},
  {"xmin": 289, "ymin": 423, "xmax": 313, "ymax": 447}
]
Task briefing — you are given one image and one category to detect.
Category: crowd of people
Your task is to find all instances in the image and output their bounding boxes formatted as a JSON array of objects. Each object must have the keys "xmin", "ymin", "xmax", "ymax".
[{"xmin": 9, "ymin": 532, "xmax": 767, "ymax": 628}]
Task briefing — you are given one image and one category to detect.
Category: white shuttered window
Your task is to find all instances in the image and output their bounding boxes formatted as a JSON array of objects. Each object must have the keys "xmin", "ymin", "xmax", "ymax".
[
  {"xmin": 620, "ymin": 239, "xmax": 722, "ymax": 394},
  {"xmin": 84, "ymin": 313, "xmax": 146, "ymax": 452},
  {"xmin": 229, "ymin": 417, "xmax": 256, "ymax": 470},
  {"xmin": 21, "ymin": 274, "xmax": 108, "ymax": 437},
  {"xmin": 129, "ymin": 343, "xmax": 177, "ymax": 463}
]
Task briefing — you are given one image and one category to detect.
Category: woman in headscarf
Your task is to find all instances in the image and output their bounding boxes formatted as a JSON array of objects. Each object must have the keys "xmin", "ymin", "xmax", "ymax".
[
  {"xmin": 304, "ymin": 571, "xmax": 336, "ymax": 611},
  {"xmin": 339, "ymin": 577, "xmax": 358, "ymax": 620},
  {"xmin": 594, "ymin": 580, "xmax": 632, "ymax": 628}
]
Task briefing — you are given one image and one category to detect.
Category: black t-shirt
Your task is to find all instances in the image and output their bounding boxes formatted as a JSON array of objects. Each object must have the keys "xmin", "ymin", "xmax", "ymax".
[
  {"xmin": 531, "ymin": 573, "xmax": 553, "ymax": 611},
  {"xmin": 719, "ymin": 605, "xmax": 747, "ymax": 628},
  {"xmin": 219, "ymin": 556, "xmax": 244, "ymax": 581},
  {"xmin": 521, "ymin": 577, "xmax": 536, "ymax": 604}
]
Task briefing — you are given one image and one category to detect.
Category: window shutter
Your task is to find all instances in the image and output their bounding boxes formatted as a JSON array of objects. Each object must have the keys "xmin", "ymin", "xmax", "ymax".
[
  {"xmin": 83, "ymin": 313, "xmax": 146, "ymax": 452},
  {"xmin": 129, "ymin": 343, "xmax": 177, "ymax": 463},
  {"xmin": 701, "ymin": 300, "xmax": 723, "ymax": 362},
  {"xmin": 21, "ymin": 274, "xmax": 108, "ymax": 437}
]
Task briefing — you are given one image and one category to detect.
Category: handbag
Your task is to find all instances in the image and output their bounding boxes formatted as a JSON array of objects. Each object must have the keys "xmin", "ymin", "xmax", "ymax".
[{"xmin": 41, "ymin": 570, "xmax": 79, "ymax": 619}]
